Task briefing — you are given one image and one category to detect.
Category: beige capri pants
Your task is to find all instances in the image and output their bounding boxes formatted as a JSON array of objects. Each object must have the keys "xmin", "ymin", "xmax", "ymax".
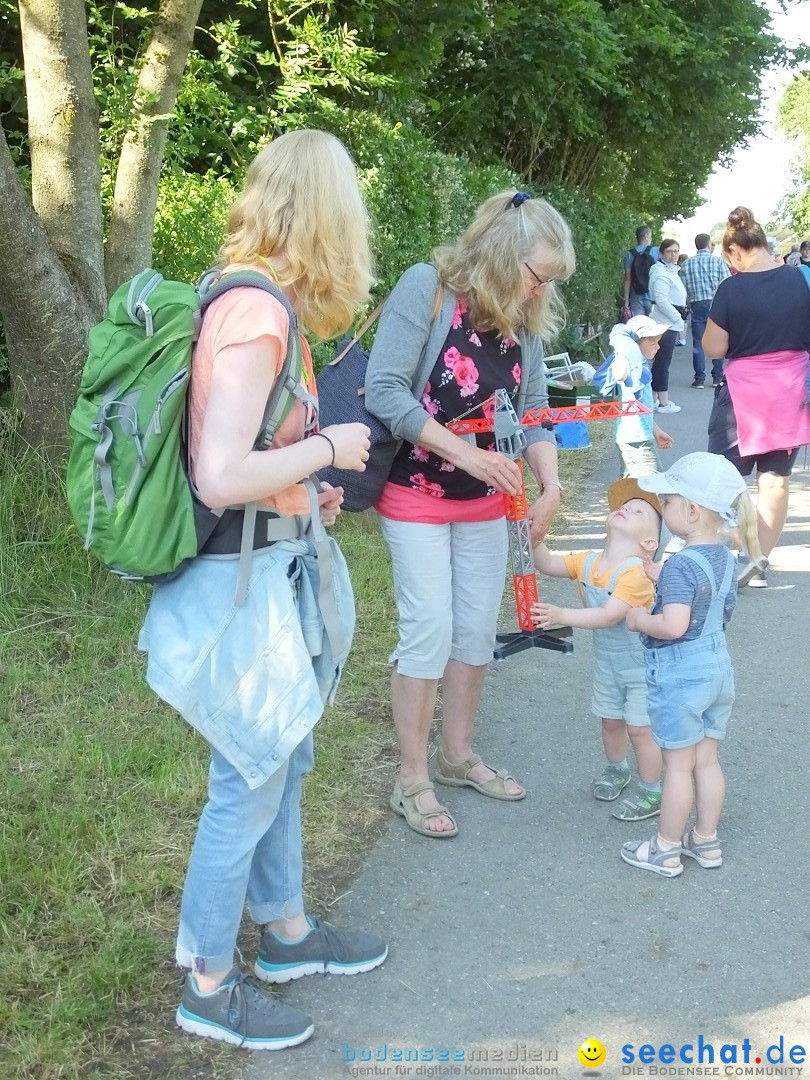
[{"xmin": 378, "ymin": 515, "xmax": 509, "ymax": 679}]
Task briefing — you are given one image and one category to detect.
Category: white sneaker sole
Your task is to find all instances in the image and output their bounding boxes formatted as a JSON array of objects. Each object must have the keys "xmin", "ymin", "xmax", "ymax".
[
  {"xmin": 254, "ymin": 946, "xmax": 388, "ymax": 984},
  {"xmin": 176, "ymin": 1009, "xmax": 314, "ymax": 1050},
  {"xmin": 682, "ymin": 848, "xmax": 723, "ymax": 869},
  {"xmin": 620, "ymin": 848, "xmax": 683, "ymax": 877}
]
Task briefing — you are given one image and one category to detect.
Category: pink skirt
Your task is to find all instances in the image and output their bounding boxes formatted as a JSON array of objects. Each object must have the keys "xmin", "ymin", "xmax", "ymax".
[{"xmin": 725, "ymin": 350, "xmax": 810, "ymax": 456}]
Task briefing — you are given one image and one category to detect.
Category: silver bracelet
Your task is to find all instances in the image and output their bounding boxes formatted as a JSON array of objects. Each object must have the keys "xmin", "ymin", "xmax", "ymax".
[{"xmin": 543, "ymin": 480, "xmax": 564, "ymax": 495}]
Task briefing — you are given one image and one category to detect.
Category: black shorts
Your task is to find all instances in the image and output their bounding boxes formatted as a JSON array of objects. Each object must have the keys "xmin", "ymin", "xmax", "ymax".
[{"xmin": 722, "ymin": 445, "xmax": 800, "ymax": 478}]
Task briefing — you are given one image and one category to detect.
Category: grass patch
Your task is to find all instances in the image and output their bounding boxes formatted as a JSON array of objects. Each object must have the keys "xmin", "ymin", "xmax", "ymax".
[{"xmin": 1, "ymin": 419, "xmax": 609, "ymax": 1079}]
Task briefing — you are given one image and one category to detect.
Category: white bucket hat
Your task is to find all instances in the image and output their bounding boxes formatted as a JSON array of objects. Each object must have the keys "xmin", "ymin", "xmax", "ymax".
[
  {"xmin": 638, "ymin": 452, "xmax": 747, "ymax": 523},
  {"xmin": 625, "ymin": 315, "xmax": 671, "ymax": 340}
]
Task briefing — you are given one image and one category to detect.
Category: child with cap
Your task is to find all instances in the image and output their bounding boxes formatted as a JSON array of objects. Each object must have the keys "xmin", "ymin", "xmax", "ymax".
[
  {"xmin": 532, "ymin": 478, "xmax": 664, "ymax": 821},
  {"xmin": 621, "ymin": 452, "xmax": 765, "ymax": 877},
  {"xmin": 602, "ymin": 315, "xmax": 674, "ymax": 479}
]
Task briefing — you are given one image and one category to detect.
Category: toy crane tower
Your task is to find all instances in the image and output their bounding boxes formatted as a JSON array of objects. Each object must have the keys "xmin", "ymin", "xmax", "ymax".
[{"xmin": 447, "ymin": 389, "xmax": 650, "ymax": 660}]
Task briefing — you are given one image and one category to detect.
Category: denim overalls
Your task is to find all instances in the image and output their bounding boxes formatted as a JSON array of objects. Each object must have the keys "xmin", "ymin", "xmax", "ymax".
[
  {"xmin": 644, "ymin": 547, "xmax": 736, "ymax": 750},
  {"xmin": 582, "ymin": 552, "xmax": 649, "ymax": 725}
]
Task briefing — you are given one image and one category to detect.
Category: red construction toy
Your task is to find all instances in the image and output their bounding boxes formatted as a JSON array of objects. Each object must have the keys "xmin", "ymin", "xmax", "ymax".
[{"xmin": 447, "ymin": 390, "xmax": 651, "ymax": 660}]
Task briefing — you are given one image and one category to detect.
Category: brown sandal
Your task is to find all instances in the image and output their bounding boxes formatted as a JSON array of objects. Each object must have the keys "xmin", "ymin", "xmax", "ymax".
[
  {"xmin": 434, "ymin": 748, "xmax": 526, "ymax": 801},
  {"xmin": 389, "ymin": 779, "xmax": 458, "ymax": 838}
]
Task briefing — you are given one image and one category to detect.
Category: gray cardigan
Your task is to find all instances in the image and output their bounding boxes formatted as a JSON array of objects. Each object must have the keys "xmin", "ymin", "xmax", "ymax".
[{"xmin": 364, "ymin": 262, "xmax": 556, "ymax": 448}]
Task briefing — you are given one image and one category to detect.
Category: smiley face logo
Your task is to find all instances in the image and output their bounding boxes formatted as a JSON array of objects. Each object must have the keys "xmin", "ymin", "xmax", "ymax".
[{"xmin": 577, "ymin": 1039, "xmax": 607, "ymax": 1070}]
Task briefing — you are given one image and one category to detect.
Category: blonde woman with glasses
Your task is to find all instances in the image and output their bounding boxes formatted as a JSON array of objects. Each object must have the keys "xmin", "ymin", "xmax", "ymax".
[
  {"xmin": 139, "ymin": 130, "xmax": 387, "ymax": 1050},
  {"xmin": 365, "ymin": 190, "xmax": 575, "ymax": 838}
]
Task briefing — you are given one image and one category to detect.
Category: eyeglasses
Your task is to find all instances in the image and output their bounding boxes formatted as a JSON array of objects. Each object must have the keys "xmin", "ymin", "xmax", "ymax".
[{"xmin": 524, "ymin": 263, "xmax": 556, "ymax": 290}]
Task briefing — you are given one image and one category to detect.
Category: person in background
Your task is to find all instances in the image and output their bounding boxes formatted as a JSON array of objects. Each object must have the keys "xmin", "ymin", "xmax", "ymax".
[
  {"xmin": 703, "ymin": 205, "xmax": 810, "ymax": 588},
  {"xmin": 679, "ymin": 233, "xmax": 731, "ymax": 389},
  {"xmin": 602, "ymin": 315, "xmax": 674, "ymax": 478},
  {"xmin": 622, "ymin": 225, "xmax": 660, "ymax": 319},
  {"xmin": 785, "ymin": 243, "xmax": 802, "ymax": 267},
  {"xmin": 675, "ymin": 254, "xmax": 688, "ymax": 346},
  {"xmin": 649, "ymin": 239, "xmax": 687, "ymax": 414}
]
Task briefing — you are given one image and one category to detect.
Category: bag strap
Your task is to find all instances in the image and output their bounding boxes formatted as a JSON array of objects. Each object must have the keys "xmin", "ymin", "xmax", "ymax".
[
  {"xmin": 799, "ymin": 265, "xmax": 810, "ymax": 294},
  {"xmin": 329, "ymin": 275, "xmax": 445, "ymax": 370},
  {"xmin": 329, "ymin": 302, "xmax": 385, "ymax": 367}
]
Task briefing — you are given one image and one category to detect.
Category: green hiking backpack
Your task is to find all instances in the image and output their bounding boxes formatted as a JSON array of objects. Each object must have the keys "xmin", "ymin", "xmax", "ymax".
[{"xmin": 67, "ymin": 268, "xmax": 309, "ymax": 594}]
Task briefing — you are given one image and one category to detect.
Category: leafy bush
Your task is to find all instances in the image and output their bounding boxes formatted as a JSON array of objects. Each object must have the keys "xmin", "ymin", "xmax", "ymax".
[
  {"xmin": 300, "ymin": 104, "xmax": 641, "ymax": 342},
  {"xmin": 151, "ymin": 172, "xmax": 237, "ymax": 283},
  {"xmin": 148, "ymin": 105, "xmax": 641, "ymax": 364}
]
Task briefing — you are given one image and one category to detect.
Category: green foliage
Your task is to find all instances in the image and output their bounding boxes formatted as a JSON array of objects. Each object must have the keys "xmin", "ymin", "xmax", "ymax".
[
  {"xmin": 779, "ymin": 72, "xmax": 810, "ymax": 236},
  {"xmin": 292, "ymin": 104, "xmax": 636, "ymax": 344},
  {"xmin": 380, "ymin": 0, "xmax": 784, "ymax": 219},
  {"xmin": 146, "ymin": 105, "xmax": 638, "ymax": 361},
  {"xmin": 2, "ymin": 0, "xmax": 785, "ymax": 218},
  {"xmin": 151, "ymin": 171, "xmax": 236, "ymax": 281}
]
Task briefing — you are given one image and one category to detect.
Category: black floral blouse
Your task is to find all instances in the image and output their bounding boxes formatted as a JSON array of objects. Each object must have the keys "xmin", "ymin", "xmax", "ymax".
[{"xmin": 387, "ymin": 298, "xmax": 523, "ymax": 501}]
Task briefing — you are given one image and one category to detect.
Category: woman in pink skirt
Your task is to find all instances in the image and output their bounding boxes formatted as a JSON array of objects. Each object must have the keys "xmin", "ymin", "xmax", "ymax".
[{"xmin": 703, "ymin": 206, "xmax": 810, "ymax": 588}]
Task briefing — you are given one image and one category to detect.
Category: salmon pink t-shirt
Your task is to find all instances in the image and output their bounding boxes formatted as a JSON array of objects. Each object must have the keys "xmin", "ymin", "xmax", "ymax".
[{"xmin": 190, "ymin": 276, "xmax": 316, "ymax": 517}]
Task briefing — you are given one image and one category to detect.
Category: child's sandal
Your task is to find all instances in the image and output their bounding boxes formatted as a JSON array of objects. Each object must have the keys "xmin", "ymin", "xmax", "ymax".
[
  {"xmin": 681, "ymin": 829, "xmax": 723, "ymax": 868},
  {"xmin": 620, "ymin": 834, "xmax": 683, "ymax": 877}
]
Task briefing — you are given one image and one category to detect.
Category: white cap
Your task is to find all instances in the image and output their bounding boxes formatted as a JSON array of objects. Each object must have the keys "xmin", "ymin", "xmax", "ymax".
[
  {"xmin": 638, "ymin": 452, "xmax": 747, "ymax": 518},
  {"xmin": 625, "ymin": 314, "xmax": 671, "ymax": 340}
]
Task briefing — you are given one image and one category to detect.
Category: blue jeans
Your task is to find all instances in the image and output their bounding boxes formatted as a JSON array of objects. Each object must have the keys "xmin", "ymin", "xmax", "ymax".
[
  {"xmin": 690, "ymin": 299, "xmax": 723, "ymax": 381},
  {"xmin": 629, "ymin": 292, "xmax": 653, "ymax": 317},
  {"xmin": 176, "ymin": 731, "xmax": 314, "ymax": 973}
]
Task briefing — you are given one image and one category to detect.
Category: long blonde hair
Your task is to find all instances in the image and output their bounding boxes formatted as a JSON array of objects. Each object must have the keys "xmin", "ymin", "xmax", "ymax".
[
  {"xmin": 671, "ymin": 489, "xmax": 765, "ymax": 568},
  {"xmin": 734, "ymin": 490, "xmax": 766, "ymax": 569},
  {"xmin": 432, "ymin": 190, "xmax": 576, "ymax": 340},
  {"xmin": 220, "ymin": 130, "xmax": 373, "ymax": 339}
]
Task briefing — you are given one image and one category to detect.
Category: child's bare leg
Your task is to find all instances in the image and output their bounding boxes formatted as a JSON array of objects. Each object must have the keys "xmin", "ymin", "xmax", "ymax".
[
  {"xmin": 692, "ymin": 737, "xmax": 724, "ymax": 857},
  {"xmin": 601, "ymin": 717, "xmax": 627, "ymax": 763},
  {"xmin": 627, "ymin": 725, "xmax": 662, "ymax": 785},
  {"xmin": 658, "ymin": 745, "xmax": 697, "ymax": 843}
]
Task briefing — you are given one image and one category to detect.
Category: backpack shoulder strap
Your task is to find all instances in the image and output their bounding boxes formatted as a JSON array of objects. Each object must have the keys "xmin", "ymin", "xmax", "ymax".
[
  {"xmin": 799, "ymin": 265, "xmax": 810, "ymax": 293},
  {"xmin": 196, "ymin": 269, "xmax": 310, "ymax": 445},
  {"xmin": 195, "ymin": 269, "xmax": 313, "ymax": 608}
]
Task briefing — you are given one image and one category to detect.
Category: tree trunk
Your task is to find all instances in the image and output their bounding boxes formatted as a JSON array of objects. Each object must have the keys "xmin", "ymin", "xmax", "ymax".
[
  {"xmin": 104, "ymin": 0, "xmax": 205, "ymax": 292},
  {"xmin": 19, "ymin": 0, "xmax": 106, "ymax": 315},
  {"xmin": 0, "ymin": 123, "xmax": 93, "ymax": 452}
]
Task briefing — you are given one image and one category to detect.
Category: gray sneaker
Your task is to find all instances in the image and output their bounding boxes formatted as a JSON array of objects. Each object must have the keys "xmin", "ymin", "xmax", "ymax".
[
  {"xmin": 176, "ymin": 967, "xmax": 314, "ymax": 1050},
  {"xmin": 255, "ymin": 917, "xmax": 388, "ymax": 984},
  {"xmin": 737, "ymin": 556, "xmax": 769, "ymax": 589}
]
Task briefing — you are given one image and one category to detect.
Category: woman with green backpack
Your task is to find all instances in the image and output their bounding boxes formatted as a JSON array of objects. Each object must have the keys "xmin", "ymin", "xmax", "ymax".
[{"xmin": 138, "ymin": 130, "xmax": 387, "ymax": 1050}]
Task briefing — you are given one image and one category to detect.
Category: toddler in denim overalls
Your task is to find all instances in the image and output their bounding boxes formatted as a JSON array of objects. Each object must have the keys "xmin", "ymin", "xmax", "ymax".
[
  {"xmin": 532, "ymin": 477, "xmax": 663, "ymax": 822},
  {"xmin": 621, "ymin": 452, "xmax": 765, "ymax": 878}
]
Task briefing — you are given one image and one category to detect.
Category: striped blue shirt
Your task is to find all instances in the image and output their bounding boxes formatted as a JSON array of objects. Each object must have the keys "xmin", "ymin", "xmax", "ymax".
[{"xmin": 679, "ymin": 250, "xmax": 730, "ymax": 303}]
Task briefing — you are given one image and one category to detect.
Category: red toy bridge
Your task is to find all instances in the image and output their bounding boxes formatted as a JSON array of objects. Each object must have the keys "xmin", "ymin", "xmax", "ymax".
[{"xmin": 447, "ymin": 393, "xmax": 651, "ymax": 659}]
